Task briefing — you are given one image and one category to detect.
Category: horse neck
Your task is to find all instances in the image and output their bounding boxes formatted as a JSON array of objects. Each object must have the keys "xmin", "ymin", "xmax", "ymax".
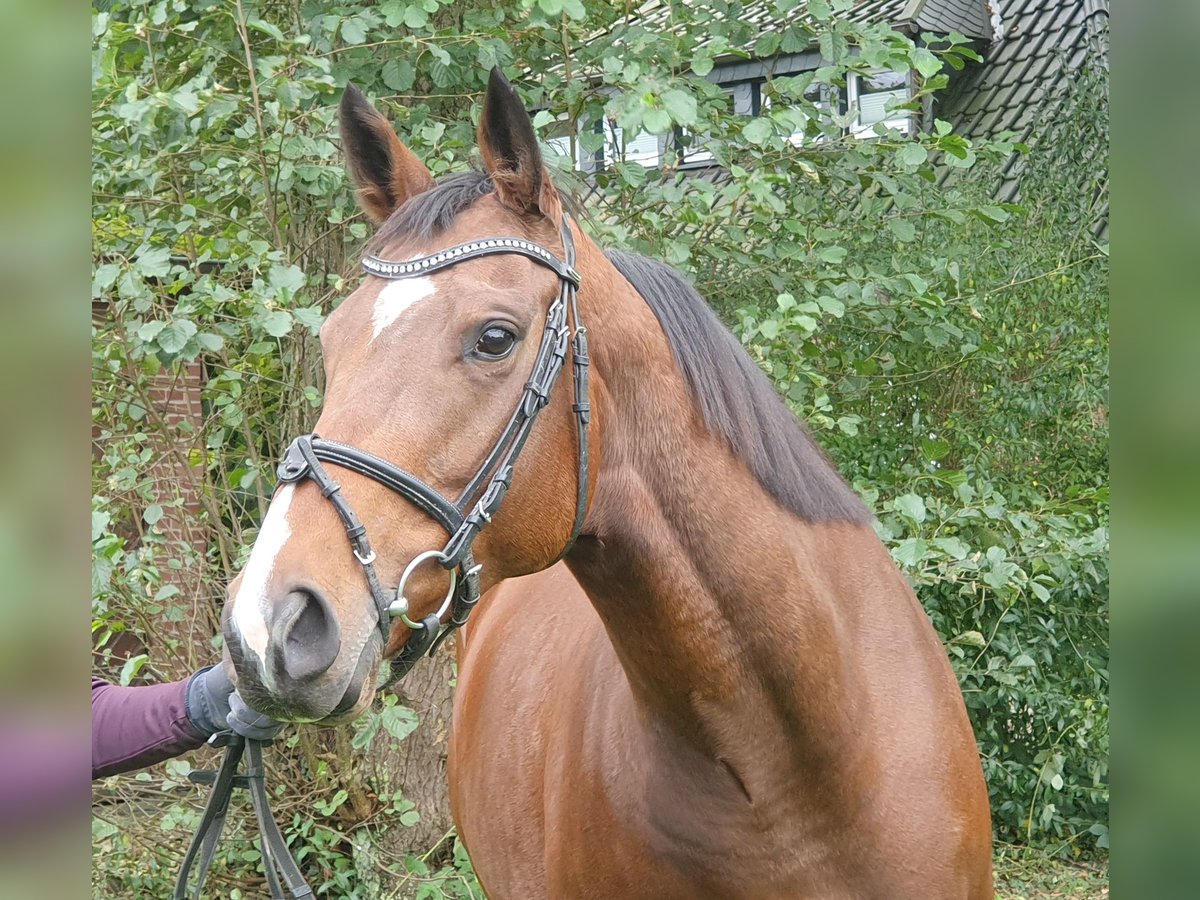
[{"xmin": 563, "ymin": 242, "xmax": 880, "ymax": 773}]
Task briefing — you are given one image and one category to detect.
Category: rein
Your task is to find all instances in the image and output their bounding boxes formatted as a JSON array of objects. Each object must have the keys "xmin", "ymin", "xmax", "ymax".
[
  {"xmin": 176, "ymin": 217, "xmax": 589, "ymax": 898},
  {"xmin": 173, "ymin": 733, "xmax": 310, "ymax": 899}
]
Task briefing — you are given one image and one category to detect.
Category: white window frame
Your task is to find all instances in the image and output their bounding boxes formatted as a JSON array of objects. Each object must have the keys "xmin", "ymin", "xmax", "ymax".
[
  {"xmin": 760, "ymin": 78, "xmax": 833, "ymax": 147},
  {"xmin": 847, "ymin": 70, "xmax": 913, "ymax": 138},
  {"xmin": 676, "ymin": 86, "xmax": 738, "ymax": 166},
  {"xmin": 604, "ymin": 119, "xmax": 662, "ymax": 168}
]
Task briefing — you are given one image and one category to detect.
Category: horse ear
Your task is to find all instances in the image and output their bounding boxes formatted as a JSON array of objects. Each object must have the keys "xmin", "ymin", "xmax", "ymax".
[
  {"xmin": 478, "ymin": 67, "xmax": 561, "ymax": 220},
  {"xmin": 339, "ymin": 83, "xmax": 435, "ymax": 224}
]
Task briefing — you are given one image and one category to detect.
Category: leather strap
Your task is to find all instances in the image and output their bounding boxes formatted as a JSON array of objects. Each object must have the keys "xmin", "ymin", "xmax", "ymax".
[
  {"xmin": 363, "ymin": 235, "xmax": 580, "ymax": 287},
  {"xmin": 174, "ymin": 733, "xmax": 312, "ymax": 899}
]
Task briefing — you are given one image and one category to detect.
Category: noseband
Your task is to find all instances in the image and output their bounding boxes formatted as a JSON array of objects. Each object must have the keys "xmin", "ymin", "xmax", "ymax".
[{"xmin": 275, "ymin": 217, "xmax": 589, "ymax": 686}]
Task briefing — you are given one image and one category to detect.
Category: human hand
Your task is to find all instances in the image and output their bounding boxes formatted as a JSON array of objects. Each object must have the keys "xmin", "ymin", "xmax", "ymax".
[
  {"xmin": 185, "ymin": 665, "xmax": 285, "ymax": 742},
  {"xmin": 227, "ymin": 689, "xmax": 285, "ymax": 742}
]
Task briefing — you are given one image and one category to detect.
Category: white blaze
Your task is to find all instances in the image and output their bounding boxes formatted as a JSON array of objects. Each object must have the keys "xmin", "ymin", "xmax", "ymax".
[
  {"xmin": 371, "ymin": 276, "xmax": 437, "ymax": 340},
  {"xmin": 232, "ymin": 483, "xmax": 295, "ymax": 668}
]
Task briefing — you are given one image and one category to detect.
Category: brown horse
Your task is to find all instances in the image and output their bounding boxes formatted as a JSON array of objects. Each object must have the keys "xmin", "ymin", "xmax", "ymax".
[{"xmin": 222, "ymin": 69, "xmax": 993, "ymax": 898}]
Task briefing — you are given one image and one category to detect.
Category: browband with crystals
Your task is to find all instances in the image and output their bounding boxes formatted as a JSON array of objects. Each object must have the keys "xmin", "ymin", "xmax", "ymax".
[{"xmin": 363, "ymin": 236, "xmax": 581, "ymax": 286}]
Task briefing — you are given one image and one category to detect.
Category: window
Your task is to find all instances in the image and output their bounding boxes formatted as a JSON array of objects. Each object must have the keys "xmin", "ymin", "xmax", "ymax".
[
  {"xmin": 604, "ymin": 120, "xmax": 662, "ymax": 168},
  {"xmin": 760, "ymin": 78, "xmax": 831, "ymax": 146},
  {"xmin": 540, "ymin": 113, "xmax": 584, "ymax": 169},
  {"xmin": 848, "ymin": 70, "xmax": 912, "ymax": 136},
  {"xmin": 676, "ymin": 87, "xmax": 736, "ymax": 166}
]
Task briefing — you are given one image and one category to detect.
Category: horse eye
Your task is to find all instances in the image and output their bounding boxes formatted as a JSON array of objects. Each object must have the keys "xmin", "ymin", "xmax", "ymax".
[{"xmin": 475, "ymin": 325, "xmax": 517, "ymax": 360}]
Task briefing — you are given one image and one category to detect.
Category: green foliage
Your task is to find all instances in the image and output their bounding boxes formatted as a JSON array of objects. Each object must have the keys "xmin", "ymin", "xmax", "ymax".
[{"xmin": 92, "ymin": 0, "xmax": 1107, "ymax": 892}]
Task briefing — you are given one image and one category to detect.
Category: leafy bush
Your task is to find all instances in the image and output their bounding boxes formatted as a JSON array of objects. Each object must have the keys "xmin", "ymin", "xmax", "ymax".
[{"xmin": 92, "ymin": 0, "xmax": 1107, "ymax": 892}]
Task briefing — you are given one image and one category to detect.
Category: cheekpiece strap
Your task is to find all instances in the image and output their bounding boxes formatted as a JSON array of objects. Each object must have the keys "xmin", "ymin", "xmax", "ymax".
[{"xmin": 363, "ymin": 236, "xmax": 581, "ymax": 287}]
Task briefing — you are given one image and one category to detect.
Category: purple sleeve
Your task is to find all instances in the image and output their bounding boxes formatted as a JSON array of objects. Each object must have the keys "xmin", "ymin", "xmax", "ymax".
[{"xmin": 91, "ymin": 676, "xmax": 208, "ymax": 779}]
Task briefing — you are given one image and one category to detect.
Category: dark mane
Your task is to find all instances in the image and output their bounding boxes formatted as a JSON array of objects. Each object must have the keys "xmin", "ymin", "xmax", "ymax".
[
  {"xmin": 367, "ymin": 170, "xmax": 869, "ymax": 524},
  {"xmin": 605, "ymin": 250, "xmax": 871, "ymax": 524},
  {"xmin": 370, "ymin": 170, "xmax": 497, "ymax": 251}
]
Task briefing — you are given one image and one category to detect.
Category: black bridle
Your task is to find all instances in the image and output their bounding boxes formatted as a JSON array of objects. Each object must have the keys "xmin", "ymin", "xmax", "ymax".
[
  {"xmin": 276, "ymin": 215, "xmax": 589, "ymax": 684},
  {"xmin": 176, "ymin": 217, "xmax": 589, "ymax": 899}
]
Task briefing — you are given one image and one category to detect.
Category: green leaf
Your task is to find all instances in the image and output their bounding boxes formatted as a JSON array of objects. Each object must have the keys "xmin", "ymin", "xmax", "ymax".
[
  {"xmin": 818, "ymin": 30, "xmax": 848, "ymax": 64},
  {"xmin": 809, "ymin": 0, "xmax": 832, "ymax": 19},
  {"xmin": 247, "ymin": 17, "xmax": 286, "ymax": 41},
  {"xmin": 92, "ymin": 510, "xmax": 111, "ymax": 542},
  {"xmin": 195, "ymin": 332, "xmax": 224, "ymax": 352},
  {"xmin": 892, "ymin": 538, "xmax": 927, "ymax": 568},
  {"xmin": 950, "ymin": 630, "xmax": 986, "ymax": 648},
  {"xmin": 341, "ymin": 17, "xmax": 368, "ymax": 45},
  {"xmin": 403, "ymin": 6, "xmax": 429, "ymax": 28},
  {"xmin": 268, "ymin": 264, "xmax": 306, "ymax": 294},
  {"xmin": 137, "ymin": 320, "xmax": 166, "ymax": 343},
  {"xmin": 924, "ymin": 323, "xmax": 951, "ymax": 347},
  {"xmin": 976, "ymin": 205, "xmax": 1011, "ymax": 224},
  {"xmin": 816, "ymin": 296, "xmax": 844, "ymax": 316},
  {"xmin": 381, "ymin": 1, "xmax": 406, "ymax": 27},
  {"xmin": 380, "ymin": 704, "xmax": 420, "ymax": 740},
  {"xmin": 791, "ymin": 314, "xmax": 818, "ymax": 333},
  {"xmin": 642, "ymin": 108, "xmax": 671, "ymax": 135},
  {"xmin": 691, "ymin": 54, "xmax": 714, "ymax": 77},
  {"xmin": 921, "ymin": 436, "xmax": 950, "ymax": 460},
  {"xmin": 293, "ymin": 306, "xmax": 326, "ymax": 333},
  {"xmin": 893, "ymin": 493, "xmax": 927, "ymax": 524},
  {"xmin": 171, "ymin": 90, "xmax": 200, "ymax": 116},
  {"xmin": 382, "ymin": 59, "xmax": 416, "ymax": 91},
  {"xmin": 157, "ymin": 319, "xmax": 197, "ymax": 354},
  {"xmin": 260, "ymin": 310, "xmax": 294, "ymax": 338},
  {"xmin": 888, "ymin": 218, "xmax": 916, "ymax": 242},
  {"xmin": 135, "ymin": 246, "xmax": 173, "ymax": 279},
  {"xmin": 896, "ymin": 142, "xmax": 928, "ymax": 168},
  {"xmin": 93, "ymin": 263, "xmax": 121, "ymax": 296},
  {"xmin": 662, "ymin": 89, "xmax": 698, "ymax": 127},
  {"xmin": 818, "ymin": 245, "xmax": 847, "ymax": 264},
  {"xmin": 143, "ymin": 504, "xmax": 164, "ymax": 525},
  {"xmin": 911, "ymin": 48, "xmax": 943, "ymax": 79},
  {"xmin": 742, "ymin": 117, "xmax": 774, "ymax": 145},
  {"xmin": 119, "ymin": 654, "xmax": 149, "ymax": 686},
  {"xmin": 934, "ymin": 536, "xmax": 970, "ymax": 560},
  {"xmin": 755, "ymin": 31, "xmax": 782, "ymax": 58}
]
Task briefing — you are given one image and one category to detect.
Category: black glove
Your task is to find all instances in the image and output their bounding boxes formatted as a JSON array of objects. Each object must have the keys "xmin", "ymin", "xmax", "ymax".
[
  {"xmin": 185, "ymin": 665, "xmax": 285, "ymax": 742},
  {"xmin": 227, "ymin": 689, "xmax": 286, "ymax": 742}
]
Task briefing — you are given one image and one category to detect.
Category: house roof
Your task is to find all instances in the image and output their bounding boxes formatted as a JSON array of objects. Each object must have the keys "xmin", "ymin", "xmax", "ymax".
[
  {"xmin": 937, "ymin": 0, "xmax": 1109, "ymax": 206},
  {"xmin": 902, "ymin": 0, "xmax": 993, "ymax": 41}
]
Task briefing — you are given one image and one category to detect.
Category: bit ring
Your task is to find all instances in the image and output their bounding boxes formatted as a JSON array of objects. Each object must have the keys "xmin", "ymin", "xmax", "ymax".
[{"xmin": 388, "ymin": 550, "xmax": 457, "ymax": 630}]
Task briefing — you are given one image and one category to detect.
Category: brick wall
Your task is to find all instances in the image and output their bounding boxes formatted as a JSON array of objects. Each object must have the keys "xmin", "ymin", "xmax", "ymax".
[{"xmin": 93, "ymin": 299, "xmax": 215, "ymax": 669}]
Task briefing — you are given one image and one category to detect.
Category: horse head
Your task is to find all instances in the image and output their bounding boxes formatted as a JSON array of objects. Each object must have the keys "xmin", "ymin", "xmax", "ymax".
[{"xmin": 223, "ymin": 69, "xmax": 592, "ymax": 723}]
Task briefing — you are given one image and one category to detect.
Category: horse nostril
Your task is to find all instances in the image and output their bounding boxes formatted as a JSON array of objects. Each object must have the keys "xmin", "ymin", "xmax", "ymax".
[{"xmin": 270, "ymin": 587, "xmax": 342, "ymax": 683}]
